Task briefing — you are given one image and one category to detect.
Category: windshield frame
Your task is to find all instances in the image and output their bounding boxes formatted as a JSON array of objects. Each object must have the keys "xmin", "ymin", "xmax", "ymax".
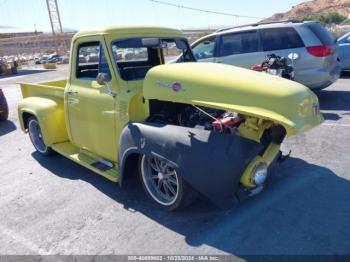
[{"xmin": 110, "ymin": 37, "xmax": 196, "ymax": 81}]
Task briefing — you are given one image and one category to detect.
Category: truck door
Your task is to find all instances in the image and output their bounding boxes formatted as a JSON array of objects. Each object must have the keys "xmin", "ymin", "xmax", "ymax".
[{"xmin": 66, "ymin": 37, "xmax": 118, "ymax": 162}]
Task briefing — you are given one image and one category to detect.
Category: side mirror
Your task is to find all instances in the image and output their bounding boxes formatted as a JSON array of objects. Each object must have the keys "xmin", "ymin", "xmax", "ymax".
[
  {"xmin": 96, "ymin": 73, "xmax": 116, "ymax": 97},
  {"xmin": 96, "ymin": 73, "xmax": 110, "ymax": 85},
  {"xmin": 347, "ymin": 36, "xmax": 350, "ymax": 43}
]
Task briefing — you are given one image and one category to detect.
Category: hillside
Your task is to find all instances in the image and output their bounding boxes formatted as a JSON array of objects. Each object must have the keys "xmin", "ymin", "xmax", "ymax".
[{"xmin": 264, "ymin": 0, "xmax": 350, "ymax": 22}]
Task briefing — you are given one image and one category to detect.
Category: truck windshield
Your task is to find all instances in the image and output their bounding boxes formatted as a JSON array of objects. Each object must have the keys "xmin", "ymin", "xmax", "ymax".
[{"xmin": 111, "ymin": 38, "xmax": 195, "ymax": 81}]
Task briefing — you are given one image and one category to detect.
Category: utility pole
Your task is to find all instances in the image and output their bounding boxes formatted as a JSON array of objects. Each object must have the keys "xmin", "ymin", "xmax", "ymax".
[{"xmin": 46, "ymin": 0, "xmax": 64, "ymax": 55}]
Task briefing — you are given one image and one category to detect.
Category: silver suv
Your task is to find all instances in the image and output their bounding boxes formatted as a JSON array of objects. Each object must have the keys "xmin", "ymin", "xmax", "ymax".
[{"xmin": 192, "ymin": 20, "xmax": 340, "ymax": 90}]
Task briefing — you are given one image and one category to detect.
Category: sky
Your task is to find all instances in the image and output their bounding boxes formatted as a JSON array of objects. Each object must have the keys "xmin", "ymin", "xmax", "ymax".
[{"xmin": 0, "ymin": 0, "xmax": 307, "ymax": 32}]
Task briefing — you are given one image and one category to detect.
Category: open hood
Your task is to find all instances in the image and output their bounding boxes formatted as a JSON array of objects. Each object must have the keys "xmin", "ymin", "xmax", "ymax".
[{"xmin": 143, "ymin": 62, "xmax": 323, "ymax": 136}]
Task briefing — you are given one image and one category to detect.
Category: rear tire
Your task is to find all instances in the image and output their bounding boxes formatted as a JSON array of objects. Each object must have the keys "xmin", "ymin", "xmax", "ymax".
[
  {"xmin": 27, "ymin": 117, "xmax": 54, "ymax": 156},
  {"xmin": 139, "ymin": 154, "xmax": 197, "ymax": 211}
]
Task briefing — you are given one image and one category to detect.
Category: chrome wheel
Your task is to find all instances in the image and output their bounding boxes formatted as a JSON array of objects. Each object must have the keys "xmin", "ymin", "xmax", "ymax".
[
  {"xmin": 141, "ymin": 155, "xmax": 179, "ymax": 206},
  {"xmin": 28, "ymin": 118, "xmax": 49, "ymax": 154}
]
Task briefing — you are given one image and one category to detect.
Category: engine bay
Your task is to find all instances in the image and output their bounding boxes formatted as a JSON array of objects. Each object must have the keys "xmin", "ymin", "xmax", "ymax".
[
  {"xmin": 147, "ymin": 100, "xmax": 287, "ymax": 146},
  {"xmin": 147, "ymin": 100, "xmax": 244, "ymax": 134}
]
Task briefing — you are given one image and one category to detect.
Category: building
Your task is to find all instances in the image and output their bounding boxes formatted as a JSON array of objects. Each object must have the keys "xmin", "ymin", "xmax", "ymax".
[
  {"xmin": 0, "ymin": 27, "xmax": 215, "ymax": 58},
  {"xmin": 0, "ymin": 26, "xmax": 73, "ymax": 57}
]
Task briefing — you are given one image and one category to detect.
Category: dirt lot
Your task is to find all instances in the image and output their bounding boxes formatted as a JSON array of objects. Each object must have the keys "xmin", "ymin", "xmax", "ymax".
[{"xmin": 0, "ymin": 66, "xmax": 350, "ymax": 256}]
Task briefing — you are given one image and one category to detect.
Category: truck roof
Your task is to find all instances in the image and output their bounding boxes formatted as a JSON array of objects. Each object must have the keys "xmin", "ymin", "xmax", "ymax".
[{"xmin": 73, "ymin": 26, "xmax": 185, "ymax": 41}]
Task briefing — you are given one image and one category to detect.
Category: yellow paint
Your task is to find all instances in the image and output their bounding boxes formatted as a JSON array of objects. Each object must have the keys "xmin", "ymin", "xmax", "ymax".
[
  {"xmin": 237, "ymin": 117, "xmax": 274, "ymax": 142},
  {"xmin": 240, "ymin": 156, "xmax": 264, "ymax": 188},
  {"xmin": 262, "ymin": 143, "xmax": 281, "ymax": 166},
  {"xmin": 73, "ymin": 26, "xmax": 184, "ymax": 43},
  {"xmin": 65, "ymin": 34, "xmax": 119, "ymax": 161},
  {"xmin": 18, "ymin": 81, "xmax": 68, "ymax": 146},
  {"xmin": 240, "ymin": 143, "xmax": 281, "ymax": 188},
  {"xmin": 18, "ymin": 96, "xmax": 68, "ymax": 146},
  {"xmin": 18, "ymin": 26, "xmax": 323, "ymax": 187},
  {"xmin": 144, "ymin": 62, "xmax": 323, "ymax": 136},
  {"xmin": 52, "ymin": 142, "xmax": 118, "ymax": 182}
]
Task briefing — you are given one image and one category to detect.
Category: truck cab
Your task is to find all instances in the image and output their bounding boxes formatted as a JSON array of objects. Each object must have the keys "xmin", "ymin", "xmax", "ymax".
[
  {"xmin": 65, "ymin": 27, "xmax": 194, "ymax": 162},
  {"xmin": 18, "ymin": 26, "xmax": 323, "ymax": 211}
]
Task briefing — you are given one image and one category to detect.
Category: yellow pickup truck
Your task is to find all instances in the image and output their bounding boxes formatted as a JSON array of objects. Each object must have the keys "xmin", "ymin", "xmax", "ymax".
[{"xmin": 18, "ymin": 26, "xmax": 323, "ymax": 210}]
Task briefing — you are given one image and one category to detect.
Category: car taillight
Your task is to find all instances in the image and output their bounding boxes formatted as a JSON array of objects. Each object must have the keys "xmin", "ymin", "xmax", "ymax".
[{"xmin": 306, "ymin": 45, "xmax": 334, "ymax": 57}]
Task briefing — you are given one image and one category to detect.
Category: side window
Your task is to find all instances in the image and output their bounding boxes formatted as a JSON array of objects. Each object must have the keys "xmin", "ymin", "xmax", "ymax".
[
  {"xmin": 219, "ymin": 31, "xmax": 259, "ymax": 57},
  {"xmin": 307, "ymin": 23, "xmax": 335, "ymax": 45},
  {"xmin": 76, "ymin": 42, "xmax": 111, "ymax": 80},
  {"xmin": 260, "ymin": 28, "xmax": 305, "ymax": 51},
  {"xmin": 192, "ymin": 37, "xmax": 216, "ymax": 59}
]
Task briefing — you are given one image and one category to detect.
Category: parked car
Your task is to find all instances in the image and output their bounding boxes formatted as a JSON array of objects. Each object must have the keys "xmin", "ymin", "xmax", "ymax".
[
  {"xmin": 47, "ymin": 54, "xmax": 61, "ymax": 64},
  {"xmin": 35, "ymin": 55, "xmax": 49, "ymax": 64},
  {"xmin": 0, "ymin": 88, "xmax": 8, "ymax": 121},
  {"xmin": 18, "ymin": 26, "xmax": 322, "ymax": 211},
  {"xmin": 337, "ymin": 32, "xmax": 350, "ymax": 71},
  {"xmin": 192, "ymin": 20, "xmax": 340, "ymax": 90}
]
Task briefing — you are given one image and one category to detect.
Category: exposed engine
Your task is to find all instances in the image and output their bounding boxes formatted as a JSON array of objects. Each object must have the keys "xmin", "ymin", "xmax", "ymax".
[{"xmin": 148, "ymin": 101, "xmax": 244, "ymax": 134}]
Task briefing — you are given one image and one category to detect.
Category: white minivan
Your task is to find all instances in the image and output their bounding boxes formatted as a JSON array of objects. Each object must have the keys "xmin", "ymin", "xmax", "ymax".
[{"xmin": 192, "ymin": 20, "xmax": 341, "ymax": 90}]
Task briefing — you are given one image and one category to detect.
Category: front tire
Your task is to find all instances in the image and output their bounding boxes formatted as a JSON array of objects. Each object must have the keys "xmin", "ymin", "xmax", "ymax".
[
  {"xmin": 139, "ymin": 154, "xmax": 197, "ymax": 211},
  {"xmin": 27, "ymin": 117, "xmax": 54, "ymax": 156}
]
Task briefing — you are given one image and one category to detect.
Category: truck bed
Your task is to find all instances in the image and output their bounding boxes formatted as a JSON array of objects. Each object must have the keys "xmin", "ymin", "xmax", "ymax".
[
  {"xmin": 19, "ymin": 79, "xmax": 67, "ymax": 99},
  {"xmin": 18, "ymin": 79, "xmax": 69, "ymax": 147}
]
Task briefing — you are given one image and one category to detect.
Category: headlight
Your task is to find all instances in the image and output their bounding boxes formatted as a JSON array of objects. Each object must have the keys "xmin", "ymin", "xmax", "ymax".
[
  {"xmin": 252, "ymin": 163, "xmax": 268, "ymax": 186},
  {"xmin": 298, "ymin": 96, "xmax": 320, "ymax": 118}
]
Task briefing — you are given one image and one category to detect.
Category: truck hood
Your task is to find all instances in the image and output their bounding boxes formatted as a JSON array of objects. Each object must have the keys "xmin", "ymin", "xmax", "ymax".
[{"xmin": 143, "ymin": 62, "xmax": 323, "ymax": 136}]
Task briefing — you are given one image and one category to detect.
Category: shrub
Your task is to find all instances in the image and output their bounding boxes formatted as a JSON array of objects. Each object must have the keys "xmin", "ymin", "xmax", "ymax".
[{"xmin": 303, "ymin": 12, "xmax": 347, "ymax": 25}]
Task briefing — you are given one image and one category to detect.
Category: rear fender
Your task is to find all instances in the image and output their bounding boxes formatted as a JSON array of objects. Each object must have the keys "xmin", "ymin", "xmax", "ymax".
[
  {"xmin": 118, "ymin": 122, "xmax": 264, "ymax": 207},
  {"xmin": 18, "ymin": 96, "xmax": 68, "ymax": 146}
]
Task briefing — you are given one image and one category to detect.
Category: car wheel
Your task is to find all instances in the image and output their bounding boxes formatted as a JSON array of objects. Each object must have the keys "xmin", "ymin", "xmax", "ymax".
[
  {"xmin": 139, "ymin": 154, "xmax": 197, "ymax": 211},
  {"xmin": 27, "ymin": 117, "xmax": 54, "ymax": 156}
]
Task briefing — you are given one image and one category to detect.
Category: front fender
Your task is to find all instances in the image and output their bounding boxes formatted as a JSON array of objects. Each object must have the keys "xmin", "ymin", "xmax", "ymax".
[
  {"xmin": 18, "ymin": 96, "xmax": 68, "ymax": 146},
  {"xmin": 119, "ymin": 123, "xmax": 264, "ymax": 207}
]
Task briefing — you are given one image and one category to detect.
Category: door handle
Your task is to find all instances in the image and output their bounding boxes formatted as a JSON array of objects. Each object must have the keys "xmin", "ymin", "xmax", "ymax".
[{"xmin": 66, "ymin": 90, "xmax": 78, "ymax": 95}]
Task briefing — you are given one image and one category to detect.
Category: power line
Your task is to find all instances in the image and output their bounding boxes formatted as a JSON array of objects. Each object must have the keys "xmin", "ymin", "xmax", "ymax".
[{"xmin": 149, "ymin": 0, "xmax": 264, "ymax": 20}]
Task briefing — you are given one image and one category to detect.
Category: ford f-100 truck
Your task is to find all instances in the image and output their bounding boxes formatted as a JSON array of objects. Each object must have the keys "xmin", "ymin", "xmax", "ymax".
[{"xmin": 18, "ymin": 26, "xmax": 323, "ymax": 210}]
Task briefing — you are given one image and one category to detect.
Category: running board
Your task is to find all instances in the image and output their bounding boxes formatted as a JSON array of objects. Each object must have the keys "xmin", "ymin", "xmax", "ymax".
[
  {"xmin": 51, "ymin": 142, "xmax": 118, "ymax": 182},
  {"xmin": 91, "ymin": 160, "xmax": 114, "ymax": 172}
]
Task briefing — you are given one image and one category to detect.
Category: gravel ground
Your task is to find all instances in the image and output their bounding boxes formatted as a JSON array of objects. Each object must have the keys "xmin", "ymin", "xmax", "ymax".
[{"xmin": 0, "ymin": 66, "xmax": 350, "ymax": 257}]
